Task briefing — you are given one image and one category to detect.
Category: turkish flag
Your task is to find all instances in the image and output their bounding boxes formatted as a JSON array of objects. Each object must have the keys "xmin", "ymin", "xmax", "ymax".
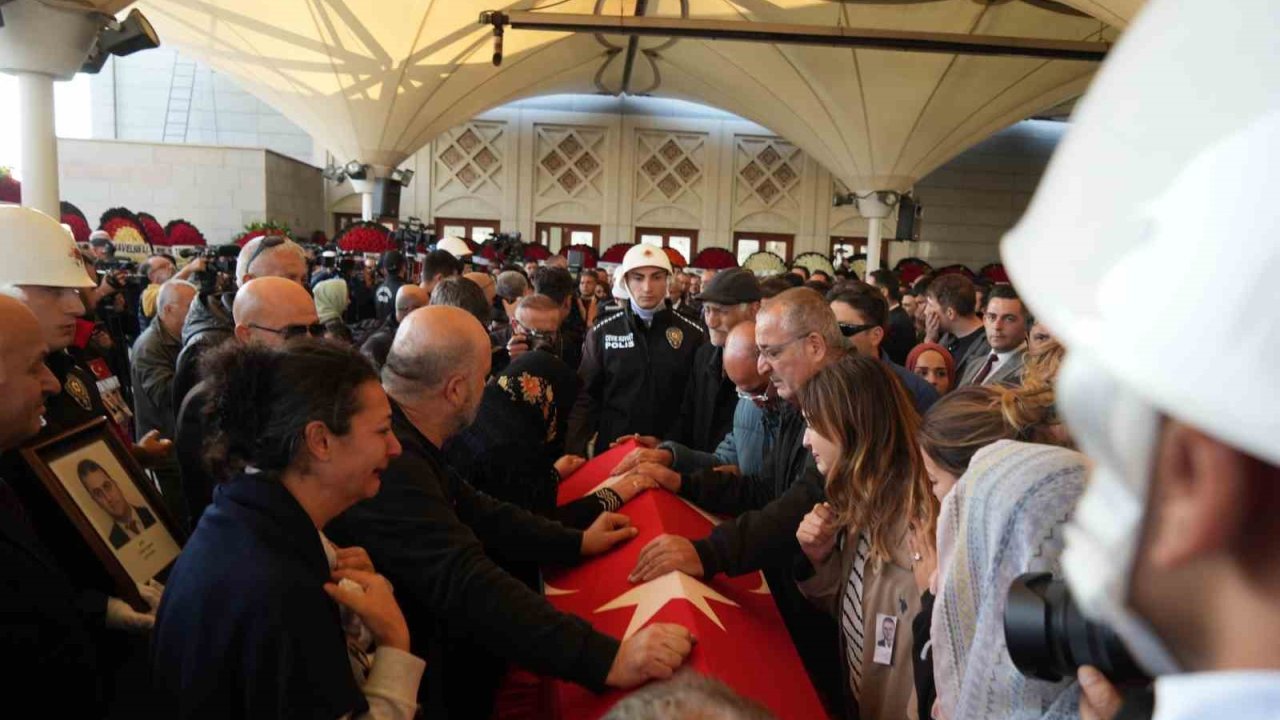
[{"xmin": 533, "ymin": 441, "xmax": 827, "ymax": 719}]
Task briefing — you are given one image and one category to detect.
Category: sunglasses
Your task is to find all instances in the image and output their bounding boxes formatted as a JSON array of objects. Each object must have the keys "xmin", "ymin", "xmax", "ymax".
[
  {"xmin": 248, "ymin": 322, "xmax": 326, "ymax": 340},
  {"xmin": 245, "ymin": 235, "xmax": 287, "ymax": 272},
  {"xmin": 838, "ymin": 322, "xmax": 879, "ymax": 337}
]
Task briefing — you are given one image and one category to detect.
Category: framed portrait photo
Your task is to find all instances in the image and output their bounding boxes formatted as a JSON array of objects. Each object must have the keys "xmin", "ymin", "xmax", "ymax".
[{"xmin": 20, "ymin": 418, "xmax": 184, "ymax": 610}]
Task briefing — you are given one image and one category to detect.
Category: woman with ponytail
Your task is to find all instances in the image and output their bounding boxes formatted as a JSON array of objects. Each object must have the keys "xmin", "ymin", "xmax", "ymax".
[
  {"xmin": 152, "ymin": 339, "xmax": 425, "ymax": 719},
  {"xmin": 793, "ymin": 354, "xmax": 937, "ymax": 719}
]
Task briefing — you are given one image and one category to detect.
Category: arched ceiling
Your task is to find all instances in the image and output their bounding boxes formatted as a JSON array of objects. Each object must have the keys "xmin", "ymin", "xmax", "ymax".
[{"xmin": 134, "ymin": 0, "xmax": 1138, "ymax": 189}]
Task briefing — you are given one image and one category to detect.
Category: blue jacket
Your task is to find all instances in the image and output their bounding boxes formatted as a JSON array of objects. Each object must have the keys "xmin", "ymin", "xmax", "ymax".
[
  {"xmin": 659, "ymin": 397, "xmax": 783, "ymax": 478},
  {"xmin": 153, "ymin": 474, "xmax": 366, "ymax": 719}
]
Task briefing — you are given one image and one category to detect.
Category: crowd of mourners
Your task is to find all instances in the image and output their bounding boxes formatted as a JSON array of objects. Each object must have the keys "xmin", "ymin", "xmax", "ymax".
[{"xmin": 1, "ymin": 9, "xmax": 1277, "ymax": 712}]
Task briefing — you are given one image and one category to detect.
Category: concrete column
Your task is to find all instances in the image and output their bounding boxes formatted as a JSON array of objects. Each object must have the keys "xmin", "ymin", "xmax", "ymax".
[
  {"xmin": 866, "ymin": 216, "xmax": 882, "ymax": 282},
  {"xmin": 17, "ymin": 72, "xmax": 59, "ymax": 216},
  {"xmin": 856, "ymin": 190, "xmax": 897, "ymax": 281}
]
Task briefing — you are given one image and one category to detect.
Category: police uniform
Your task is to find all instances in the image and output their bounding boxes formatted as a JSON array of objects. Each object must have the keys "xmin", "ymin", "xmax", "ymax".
[{"xmin": 566, "ymin": 301, "xmax": 706, "ymax": 456}]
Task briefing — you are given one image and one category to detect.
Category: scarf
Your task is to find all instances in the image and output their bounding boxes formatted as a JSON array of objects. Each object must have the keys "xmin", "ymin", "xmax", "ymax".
[
  {"xmin": 313, "ymin": 278, "xmax": 350, "ymax": 324},
  {"xmin": 933, "ymin": 440, "xmax": 1087, "ymax": 720}
]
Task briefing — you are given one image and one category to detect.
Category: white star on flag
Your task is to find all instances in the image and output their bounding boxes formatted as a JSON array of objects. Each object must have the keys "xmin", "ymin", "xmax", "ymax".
[{"xmin": 595, "ymin": 570, "xmax": 739, "ymax": 640}]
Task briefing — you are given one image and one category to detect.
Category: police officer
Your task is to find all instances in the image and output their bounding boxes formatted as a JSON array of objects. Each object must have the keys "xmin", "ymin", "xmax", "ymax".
[{"xmin": 567, "ymin": 244, "xmax": 706, "ymax": 456}]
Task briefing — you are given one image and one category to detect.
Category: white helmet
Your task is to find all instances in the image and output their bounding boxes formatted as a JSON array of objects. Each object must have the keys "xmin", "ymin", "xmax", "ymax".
[
  {"xmin": 0, "ymin": 206, "xmax": 95, "ymax": 288},
  {"xmin": 1002, "ymin": 0, "xmax": 1280, "ymax": 677},
  {"xmin": 437, "ymin": 236, "xmax": 471, "ymax": 259},
  {"xmin": 618, "ymin": 244, "xmax": 672, "ymax": 278}
]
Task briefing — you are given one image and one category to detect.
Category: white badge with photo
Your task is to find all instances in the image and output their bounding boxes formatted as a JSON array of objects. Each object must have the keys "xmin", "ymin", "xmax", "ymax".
[{"xmin": 873, "ymin": 613, "xmax": 898, "ymax": 666}]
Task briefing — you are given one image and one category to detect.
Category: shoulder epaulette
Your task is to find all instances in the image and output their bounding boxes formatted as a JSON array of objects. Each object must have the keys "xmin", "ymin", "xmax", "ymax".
[
  {"xmin": 672, "ymin": 310, "xmax": 704, "ymax": 335},
  {"xmin": 592, "ymin": 311, "xmax": 626, "ymax": 332}
]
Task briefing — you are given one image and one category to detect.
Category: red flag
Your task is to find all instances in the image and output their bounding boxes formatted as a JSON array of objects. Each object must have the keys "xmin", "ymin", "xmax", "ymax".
[{"xmin": 537, "ymin": 441, "xmax": 826, "ymax": 719}]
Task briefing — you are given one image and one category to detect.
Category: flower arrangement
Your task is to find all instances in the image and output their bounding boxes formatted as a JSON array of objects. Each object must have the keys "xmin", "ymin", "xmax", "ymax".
[
  {"xmin": 164, "ymin": 219, "xmax": 207, "ymax": 247},
  {"xmin": 334, "ymin": 221, "xmax": 393, "ymax": 253},
  {"xmin": 60, "ymin": 201, "xmax": 91, "ymax": 245},
  {"xmin": 893, "ymin": 257, "xmax": 934, "ymax": 285},
  {"xmin": 690, "ymin": 247, "xmax": 738, "ymax": 270},
  {"xmin": 233, "ymin": 220, "xmax": 293, "ymax": 247},
  {"xmin": 137, "ymin": 212, "xmax": 168, "ymax": 246},
  {"xmin": 0, "ymin": 167, "xmax": 20, "ymax": 204},
  {"xmin": 99, "ymin": 207, "xmax": 146, "ymax": 242}
]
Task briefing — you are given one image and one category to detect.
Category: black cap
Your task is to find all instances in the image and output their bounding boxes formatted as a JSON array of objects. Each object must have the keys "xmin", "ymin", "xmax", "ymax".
[
  {"xmin": 699, "ymin": 267, "xmax": 761, "ymax": 305},
  {"xmin": 380, "ymin": 249, "xmax": 404, "ymax": 271}
]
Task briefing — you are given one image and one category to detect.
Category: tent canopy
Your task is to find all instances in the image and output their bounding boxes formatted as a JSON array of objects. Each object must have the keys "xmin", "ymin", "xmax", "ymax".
[{"xmin": 135, "ymin": 0, "xmax": 1139, "ymax": 186}]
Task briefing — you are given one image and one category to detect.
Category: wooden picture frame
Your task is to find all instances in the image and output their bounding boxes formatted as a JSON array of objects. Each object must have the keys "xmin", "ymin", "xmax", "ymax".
[{"xmin": 20, "ymin": 418, "xmax": 185, "ymax": 611}]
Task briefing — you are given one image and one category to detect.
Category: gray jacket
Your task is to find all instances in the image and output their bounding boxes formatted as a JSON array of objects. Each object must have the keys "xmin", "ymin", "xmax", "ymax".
[
  {"xmin": 658, "ymin": 397, "xmax": 782, "ymax": 479},
  {"xmin": 131, "ymin": 317, "xmax": 182, "ymax": 438},
  {"xmin": 959, "ymin": 345, "xmax": 1027, "ymax": 388}
]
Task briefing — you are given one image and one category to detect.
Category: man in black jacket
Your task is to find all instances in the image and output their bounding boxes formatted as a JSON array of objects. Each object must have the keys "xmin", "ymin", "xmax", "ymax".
[
  {"xmin": 566, "ymin": 245, "xmax": 706, "ymax": 455},
  {"xmin": 326, "ymin": 306, "xmax": 693, "ymax": 719},
  {"xmin": 373, "ymin": 249, "xmax": 406, "ymax": 322},
  {"xmin": 626, "ymin": 287, "xmax": 851, "ymax": 711},
  {"xmin": 172, "ymin": 235, "xmax": 308, "ymax": 413},
  {"xmin": 871, "ymin": 269, "xmax": 918, "ymax": 365},
  {"xmin": 661, "ymin": 268, "xmax": 760, "ymax": 453}
]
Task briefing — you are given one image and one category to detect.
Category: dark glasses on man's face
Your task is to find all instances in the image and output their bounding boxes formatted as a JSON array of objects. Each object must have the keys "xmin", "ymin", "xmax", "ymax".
[
  {"xmin": 248, "ymin": 322, "xmax": 326, "ymax": 340},
  {"xmin": 839, "ymin": 322, "xmax": 879, "ymax": 337}
]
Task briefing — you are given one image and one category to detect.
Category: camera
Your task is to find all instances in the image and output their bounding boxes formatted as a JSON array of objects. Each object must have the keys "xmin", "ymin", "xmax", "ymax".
[
  {"xmin": 1004, "ymin": 572, "xmax": 1147, "ymax": 685},
  {"xmin": 95, "ymin": 258, "xmax": 146, "ymax": 290},
  {"xmin": 178, "ymin": 244, "xmax": 240, "ymax": 295}
]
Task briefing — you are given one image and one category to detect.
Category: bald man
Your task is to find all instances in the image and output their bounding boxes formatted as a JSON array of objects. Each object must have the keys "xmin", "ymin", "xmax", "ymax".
[
  {"xmin": 618, "ymin": 321, "xmax": 780, "ymax": 480},
  {"xmin": 326, "ymin": 306, "xmax": 693, "ymax": 718},
  {"xmin": 361, "ymin": 284, "xmax": 429, "ymax": 369},
  {"xmin": 174, "ymin": 277, "xmax": 321, "ymax": 526},
  {"xmin": 173, "ymin": 236, "xmax": 310, "ymax": 416},
  {"xmin": 464, "ymin": 271, "xmax": 497, "ymax": 305}
]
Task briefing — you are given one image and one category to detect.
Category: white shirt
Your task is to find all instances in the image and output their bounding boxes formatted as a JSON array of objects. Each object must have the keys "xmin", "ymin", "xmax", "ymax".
[
  {"xmin": 986, "ymin": 348, "xmax": 1019, "ymax": 377},
  {"xmin": 1154, "ymin": 672, "xmax": 1280, "ymax": 720}
]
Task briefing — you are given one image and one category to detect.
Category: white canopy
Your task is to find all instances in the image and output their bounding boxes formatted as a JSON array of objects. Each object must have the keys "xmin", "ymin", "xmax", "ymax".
[{"xmin": 134, "ymin": 0, "xmax": 1140, "ymax": 186}]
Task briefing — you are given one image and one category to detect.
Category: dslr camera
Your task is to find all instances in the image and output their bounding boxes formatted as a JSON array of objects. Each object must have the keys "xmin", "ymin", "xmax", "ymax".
[
  {"xmin": 1004, "ymin": 572, "xmax": 1147, "ymax": 684},
  {"xmin": 178, "ymin": 245, "xmax": 240, "ymax": 295}
]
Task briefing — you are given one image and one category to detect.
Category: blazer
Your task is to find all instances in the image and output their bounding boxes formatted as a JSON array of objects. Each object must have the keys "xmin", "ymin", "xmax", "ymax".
[
  {"xmin": 940, "ymin": 327, "xmax": 991, "ymax": 383},
  {"xmin": 959, "ymin": 345, "xmax": 1027, "ymax": 388},
  {"xmin": 107, "ymin": 505, "xmax": 157, "ymax": 549},
  {"xmin": 798, "ymin": 521, "xmax": 921, "ymax": 720}
]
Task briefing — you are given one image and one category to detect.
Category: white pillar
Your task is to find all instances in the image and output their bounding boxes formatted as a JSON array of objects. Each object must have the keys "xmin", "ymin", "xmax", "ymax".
[
  {"xmin": 17, "ymin": 71, "xmax": 59, "ymax": 217},
  {"xmin": 866, "ymin": 216, "xmax": 882, "ymax": 282},
  {"xmin": 361, "ymin": 192, "xmax": 375, "ymax": 221}
]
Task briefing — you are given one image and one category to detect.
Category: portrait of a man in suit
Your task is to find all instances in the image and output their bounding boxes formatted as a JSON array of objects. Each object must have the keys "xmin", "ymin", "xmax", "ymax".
[
  {"xmin": 76, "ymin": 458, "xmax": 155, "ymax": 549},
  {"xmin": 878, "ymin": 616, "xmax": 896, "ymax": 650}
]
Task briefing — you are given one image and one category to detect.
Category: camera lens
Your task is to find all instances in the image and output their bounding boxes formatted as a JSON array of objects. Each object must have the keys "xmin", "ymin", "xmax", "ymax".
[{"xmin": 1004, "ymin": 573, "xmax": 1147, "ymax": 684}]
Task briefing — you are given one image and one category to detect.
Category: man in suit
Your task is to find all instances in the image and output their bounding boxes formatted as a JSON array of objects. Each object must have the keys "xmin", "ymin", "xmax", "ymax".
[
  {"xmin": 76, "ymin": 460, "xmax": 156, "ymax": 549},
  {"xmin": 958, "ymin": 284, "xmax": 1028, "ymax": 388},
  {"xmin": 923, "ymin": 274, "xmax": 990, "ymax": 380}
]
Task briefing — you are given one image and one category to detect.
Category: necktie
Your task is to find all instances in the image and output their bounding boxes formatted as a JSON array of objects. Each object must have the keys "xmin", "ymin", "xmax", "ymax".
[
  {"xmin": 841, "ymin": 533, "xmax": 871, "ymax": 701},
  {"xmin": 126, "ymin": 520, "xmax": 141, "ymax": 535},
  {"xmin": 972, "ymin": 352, "xmax": 999, "ymax": 385}
]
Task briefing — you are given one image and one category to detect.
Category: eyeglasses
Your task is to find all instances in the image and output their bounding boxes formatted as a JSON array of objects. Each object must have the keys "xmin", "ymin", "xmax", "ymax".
[
  {"xmin": 513, "ymin": 319, "xmax": 560, "ymax": 345},
  {"xmin": 247, "ymin": 322, "xmax": 326, "ymax": 340},
  {"xmin": 839, "ymin": 322, "xmax": 879, "ymax": 337},
  {"xmin": 758, "ymin": 334, "xmax": 810, "ymax": 363}
]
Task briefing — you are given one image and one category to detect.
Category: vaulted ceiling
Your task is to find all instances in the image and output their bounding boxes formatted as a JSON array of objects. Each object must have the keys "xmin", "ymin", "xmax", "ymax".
[{"xmin": 134, "ymin": 0, "xmax": 1141, "ymax": 189}]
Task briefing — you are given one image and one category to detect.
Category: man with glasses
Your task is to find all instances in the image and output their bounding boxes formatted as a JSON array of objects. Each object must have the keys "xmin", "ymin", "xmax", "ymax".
[
  {"xmin": 174, "ymin": 277, "xmax": 321, "ymax": 525},
  {"xmin": 828, "ymin": 284, "xmax": 938, "ymax": 413},
  {"xmin": 566, "ymin": 245, "xmax": 706, "ymax": 456},
  {"xmin": 173, "ymin": 234, "xmax": 309, "ymax": 413},
  {"xmin": 502, "ymin": 294, "xmax": 567, "ymax": 368},
  {"xmin": 625, "ymin": 287, "xmax": 849, "ymax": 712}
]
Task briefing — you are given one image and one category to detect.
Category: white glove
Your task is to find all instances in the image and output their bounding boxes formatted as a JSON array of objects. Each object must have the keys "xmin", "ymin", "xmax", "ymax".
[{"xmin": 105, "ymin": 580, "xmax": 164, "ymax": 633}]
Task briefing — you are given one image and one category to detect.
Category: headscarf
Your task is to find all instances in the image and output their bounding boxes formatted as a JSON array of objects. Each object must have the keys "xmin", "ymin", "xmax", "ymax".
[
  {"xmin": 313, "ymin": 278, "xmax": 349, "ymax": 324},
  {"xmin": 932, "ymin": 440, "xmax": 1086, "ymax": 720},
  {"xmin": 443, "ymin": 350, "xmax": 580, "ymax": 516},
  {"xmin": 906, "ymin": 342, "xmax": 956, "ymax": 392}
]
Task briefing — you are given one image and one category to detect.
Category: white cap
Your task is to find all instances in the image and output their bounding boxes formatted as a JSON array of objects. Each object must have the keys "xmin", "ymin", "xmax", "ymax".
[
  {"xmin": 618, "ymin": 244, "xmax": 672, "ymax": 278},
  {"xmin": 437, "ymin": 236, "xmax": 471, "ymax": 258},
  {"xmin": 0, "ymin": 206, "xmax": 95, "ymax": 288}
]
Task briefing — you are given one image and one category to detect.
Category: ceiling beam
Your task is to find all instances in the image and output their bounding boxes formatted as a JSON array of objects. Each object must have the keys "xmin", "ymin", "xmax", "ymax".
[
  {"xmin": 620, "ymin": 0, "xmax": 649, "ymax": 95},
  {"xmin": 481, "ymin": 11, "xmax": 1110, "ymax": 62}
]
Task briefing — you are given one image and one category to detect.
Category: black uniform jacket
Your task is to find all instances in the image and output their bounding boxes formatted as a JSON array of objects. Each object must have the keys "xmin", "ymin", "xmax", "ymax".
[
  {"xmin": 325, "ymin": 400, "xmax": 620, "ymax": 716},
  {"xmin": 664, "ymin": 342, "xmax": 737, "ymax": 453},
  {"xmin": 566, "ymin": 302, "xmax": 706, "ymax": 455}
]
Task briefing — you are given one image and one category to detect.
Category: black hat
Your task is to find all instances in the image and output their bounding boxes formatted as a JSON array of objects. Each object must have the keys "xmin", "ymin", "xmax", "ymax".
[{"xmin": 699, "ymin": 267, "xmax": 761, "ymax": 305}]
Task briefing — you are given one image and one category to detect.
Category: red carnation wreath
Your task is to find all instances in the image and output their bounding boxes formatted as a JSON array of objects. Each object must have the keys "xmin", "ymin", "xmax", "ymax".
[
  {"xmin": 137, "ymin": 212, "xmax": 168, "ymax": 247},
  {"xmin": 164, "ymin": 219, "xmax": 207, "ymax": 247},
  {"xmin": 0, "ymin": 168, "xmax": 20, "ymax": 204},
  {"xmin": 60, "ymin": 201, "xmax": 91, "ymax": 244},
  {"xmin": 233, "ymin": 220, "xmax": 293, "ymax": 247},
  {"xmin": 334, "ymin": 221, "xmax": 393, "ymax": 254}
]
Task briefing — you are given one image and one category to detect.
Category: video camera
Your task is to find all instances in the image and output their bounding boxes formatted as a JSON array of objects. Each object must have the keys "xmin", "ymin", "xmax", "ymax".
[
  {"xmin": 178, "ymin": 244, "xmax": 240, "ymax": 295},
  {"xmin": 95, "ymin": 258, "xmax": 147, "ymax": 291},
  {"xmin": 1004, "ymin": 572, "xmax": 1147, "ymax": 685}
]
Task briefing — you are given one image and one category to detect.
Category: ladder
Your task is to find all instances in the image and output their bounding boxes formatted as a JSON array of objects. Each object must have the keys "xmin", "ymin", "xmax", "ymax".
[{"xmin": 161, "ymin": 54, "xmax": 199, "ymax": 143}]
